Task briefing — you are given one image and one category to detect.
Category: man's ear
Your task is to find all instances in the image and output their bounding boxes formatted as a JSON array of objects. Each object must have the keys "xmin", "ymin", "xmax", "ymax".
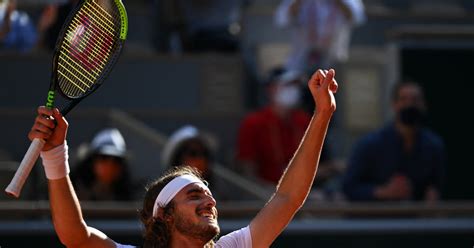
[
  {"xmin": 156, "ymin": 207, "xmax": 173, "ymax": 222},
  {"xmin": 155, "ymin": 208, "xmax": 165, "ymax": 220}
]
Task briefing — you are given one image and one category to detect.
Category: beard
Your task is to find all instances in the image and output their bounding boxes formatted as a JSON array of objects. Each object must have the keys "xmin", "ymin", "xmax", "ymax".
[{"xmin": 173, "ymin": 211, "xmax": 220, "ymax": 243}]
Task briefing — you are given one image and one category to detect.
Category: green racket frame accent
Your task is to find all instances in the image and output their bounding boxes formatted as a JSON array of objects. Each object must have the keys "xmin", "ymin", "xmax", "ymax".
[
  {"xmin": 115, "ymin": 0, "xmax": 128, "ymax": 40},
  {"xmin": 45, "ymin": 90, "xmax": 56, "ymax": 109},
  {"xmin": 46, "ymin": 0, "xmax": 128, "ymax": 115}
]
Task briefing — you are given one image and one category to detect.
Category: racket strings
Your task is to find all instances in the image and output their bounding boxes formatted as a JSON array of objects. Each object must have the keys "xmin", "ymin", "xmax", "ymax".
[
  {"xmin": 93, "ymin": 0, "xmax": 123, "ymax": 34},
  {"xmin": 92, "ymin": 0, "xmax": 114, "ymax": 19},
  {"xmin": 92, "ymin": 0, "xmax": 124, "ymax": 39},
  {"xmin": 60, "ymin": 50, "xmax": 99, "ymax": 79},
  {"xmin": 58, "ymin": 0, "xmax": 122, "ymax": 98},
  {"xmin": 64, "ymin": 18, "xmax": 112, "ymax": 70},
  {"xmin": 62, "ymin": 34, "xmax": 107, "ymax": 74},
  {"xmin": 85, "ymin": 1, "xmax": 116, "ymax": 34},
  {"xmin": 67, "ymin": 9, "xmax": 116, "ymax": 67},
  {"xmin": 70, "ymin": 11, "xmax": 115, "ymax": 48}
]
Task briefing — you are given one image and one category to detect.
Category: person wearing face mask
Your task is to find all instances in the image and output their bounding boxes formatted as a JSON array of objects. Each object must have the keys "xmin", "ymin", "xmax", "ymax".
[
  {"xmin": 236, "ymin": 68, "xmax": 314, "ymax": 186},
  {"xmin": 343, "ymin": 81, "xmax": 446, "ymax": 202}
]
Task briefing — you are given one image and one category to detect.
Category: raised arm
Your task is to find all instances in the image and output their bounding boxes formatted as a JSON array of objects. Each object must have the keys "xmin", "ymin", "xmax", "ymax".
[
  {"xmin": 249, "ymin": 69, "xmax": 338, "ymax": 247},
  {"xmin": 30, "ymin": 107, "xmax": 116, "ymax": 248}
]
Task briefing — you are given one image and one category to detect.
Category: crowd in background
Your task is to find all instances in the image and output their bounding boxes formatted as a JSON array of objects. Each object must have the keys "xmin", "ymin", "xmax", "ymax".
[{"xmin": 0, "ymin": 0, "xmax": 452, "ymax": 204}]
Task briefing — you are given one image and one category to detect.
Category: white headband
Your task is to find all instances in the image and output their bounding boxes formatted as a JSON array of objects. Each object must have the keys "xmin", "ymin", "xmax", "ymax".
[{"xmin": 152, "ymin": 174, "xmax": 208, "ymax": 217}]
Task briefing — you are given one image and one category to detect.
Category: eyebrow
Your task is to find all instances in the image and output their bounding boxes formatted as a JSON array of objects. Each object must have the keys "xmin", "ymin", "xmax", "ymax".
[
  {"xmin": 186, "ymin": 187, "xmax": 213, "ymax": 197},
  {"xmin": 186, "ymin": 188, "xmax": 204, "ymax": 195}
]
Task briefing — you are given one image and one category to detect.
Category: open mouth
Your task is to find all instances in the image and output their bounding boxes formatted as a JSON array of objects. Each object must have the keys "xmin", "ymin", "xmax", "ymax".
[{"xmin": 197, "ymin": 209, "xmax": 217, "ymax": 221}]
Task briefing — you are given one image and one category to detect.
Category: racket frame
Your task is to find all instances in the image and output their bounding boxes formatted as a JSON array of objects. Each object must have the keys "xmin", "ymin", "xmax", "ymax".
[{"xmin": 5, "ymin": 0, "xmax": 128, "ymax": 198}]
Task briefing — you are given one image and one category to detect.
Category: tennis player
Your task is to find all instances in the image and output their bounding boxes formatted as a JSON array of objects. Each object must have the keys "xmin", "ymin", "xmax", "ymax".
[{"xmin": 28, "ymin": 69, "xmax": 338, "ymax": 248}]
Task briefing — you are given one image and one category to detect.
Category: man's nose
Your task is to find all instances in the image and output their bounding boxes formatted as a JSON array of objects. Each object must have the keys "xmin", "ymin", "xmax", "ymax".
[{"xmin": 204, "ymin": 194, "xmax": 216, "ymax": 207}]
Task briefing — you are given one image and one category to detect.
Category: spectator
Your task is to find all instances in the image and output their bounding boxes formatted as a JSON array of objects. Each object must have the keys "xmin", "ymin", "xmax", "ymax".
[
  {"xmin": 237, "ymin": 69, "xmax": 308, "ymax": 186},
  {"xmin": 161, "ymin": 125, "xmax": 230, "ymax": 200},
  {"xmin": 0, "ymin": 0, "xmax": 37, "ymax": 53},
  {"xmin": 37, "ymin": 0, "xmax": 78, "ymax": 51},
  {"xmin": 274, "ymin": 0, "xmax": 365, "ymax": 73},
  {"xmin": 237, "ymin": 68, "xmax": 337, "ymax": 190},
  {"xmin": 161, "ymin": 125, "xmax": 215, "ymax": 183},
  {"xmin": 71, "ymin": 128, "xmax": 134, "ymax": 201},
  {"xmin": 343, "ymin": 81, "xmax": 445, "ymax": 201}
]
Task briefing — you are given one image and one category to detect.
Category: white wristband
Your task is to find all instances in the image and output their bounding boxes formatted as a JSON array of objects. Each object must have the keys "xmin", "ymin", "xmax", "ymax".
[{"xmin": 40, "ymin": 141, "xmax": 70, "ymax": 180}]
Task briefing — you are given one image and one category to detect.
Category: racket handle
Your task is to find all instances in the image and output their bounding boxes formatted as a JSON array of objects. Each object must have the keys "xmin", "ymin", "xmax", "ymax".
[{"xmin": 5, "ymin": 138, "xmax": 45, "ymax": 198}]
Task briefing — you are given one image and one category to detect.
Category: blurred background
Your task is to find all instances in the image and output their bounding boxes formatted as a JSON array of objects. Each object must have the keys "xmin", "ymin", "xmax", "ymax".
[{"xmin": 0, "ymin": 0, "xmax": 473, "ymax": 247}]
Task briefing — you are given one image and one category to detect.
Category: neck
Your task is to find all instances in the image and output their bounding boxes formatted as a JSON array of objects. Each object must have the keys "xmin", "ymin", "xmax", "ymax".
[
  {"xmin": 170, "ymin": 231, "xmax": 211, "ymax": 248},
  {"xmin": 271, "ymin": 104, "xmax": 291, "ymax": 118},
  {"xmin": 395, "ymin": 120, "xmax": 418, "ymax": 152}
]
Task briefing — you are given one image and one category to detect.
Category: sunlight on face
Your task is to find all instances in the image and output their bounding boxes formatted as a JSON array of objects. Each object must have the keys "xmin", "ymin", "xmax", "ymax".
[{"xmin": 171, "ymin": 183, "xmax": 219, "ymax": 242}]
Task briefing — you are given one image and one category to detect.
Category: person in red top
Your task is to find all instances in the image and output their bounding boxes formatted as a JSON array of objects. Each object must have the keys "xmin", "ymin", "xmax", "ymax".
[{"xmin": 237, "ymin": 68, "xmax": 311, "ymax": 185}]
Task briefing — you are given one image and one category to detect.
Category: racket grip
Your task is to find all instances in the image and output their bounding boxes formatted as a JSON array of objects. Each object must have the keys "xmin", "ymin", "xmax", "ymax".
[{"xmin": 5, "ymin": 138, "xmax": 46, "ymax": 198}]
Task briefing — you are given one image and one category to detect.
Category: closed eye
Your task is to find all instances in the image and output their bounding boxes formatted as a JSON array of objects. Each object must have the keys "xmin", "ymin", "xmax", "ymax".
[
  {"xmin": 186, "ymin": 186, "xmax": 213, "ymax": 200},
  {"xmin": 188, "ymin": 194, "xmax": 202, "ymax": 200}
]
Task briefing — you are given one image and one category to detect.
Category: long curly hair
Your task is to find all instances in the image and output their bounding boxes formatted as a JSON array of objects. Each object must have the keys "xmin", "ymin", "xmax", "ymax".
[{"xmin": 139, "ymin": 166, "xmax": 214, "ymax": 248}]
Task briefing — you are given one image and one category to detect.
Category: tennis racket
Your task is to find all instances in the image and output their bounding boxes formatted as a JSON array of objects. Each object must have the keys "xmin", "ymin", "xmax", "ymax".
[{"xmin": 5, "ymin": 0, "xmax": 128, "ymax": 198}]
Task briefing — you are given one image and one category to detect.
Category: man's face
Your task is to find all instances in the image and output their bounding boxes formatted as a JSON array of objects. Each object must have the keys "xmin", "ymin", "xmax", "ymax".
[
  {"xmin": 93, "ymin": 155, "xmax": 123, "ymax": 185},
  {"xmin": 393, "ymin": 84, "xmax": 425, "ymax": 113},
  {"xmin": 271, "ymin": 80, "xmax": 302, "ymax": 109},
  {"xmin": 179, "ymin": 140, "xmax": 210, "ymax": 175},
  {"xmin": 392, "ymin": 84, "xmax": 427, "ymax": 126},
  {"xmin": 170, "ymin": 183, "xmax": 219, "ymax": 242}
]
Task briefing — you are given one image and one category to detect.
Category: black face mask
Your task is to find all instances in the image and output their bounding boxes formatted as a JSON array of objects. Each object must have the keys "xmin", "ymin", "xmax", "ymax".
[{"xmin": 398, "ymin": 106, "xmax": 425, "ymax": 126}]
